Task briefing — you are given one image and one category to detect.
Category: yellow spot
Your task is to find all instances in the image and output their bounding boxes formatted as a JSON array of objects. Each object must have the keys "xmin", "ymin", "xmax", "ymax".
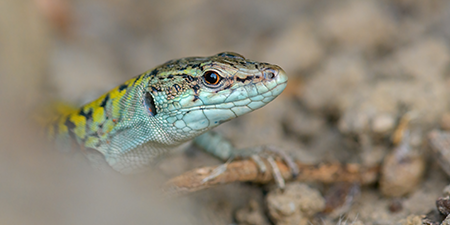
[
  {"xmin": 70, "ymin": 114, "xmax": 86, "ymax": 139},
  {"xmin": 111, "ymin": 89, "xmax": 126, "ymax": 119},
  {"xmin": 93, "ymin": 107, "xmax": 105, "ymax": 124}
]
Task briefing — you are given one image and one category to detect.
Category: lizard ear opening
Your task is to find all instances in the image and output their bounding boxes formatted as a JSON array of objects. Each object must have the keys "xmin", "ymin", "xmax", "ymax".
[{"xmin": 144, "ymin": 92, "xmax": 157, "ymax": 116}]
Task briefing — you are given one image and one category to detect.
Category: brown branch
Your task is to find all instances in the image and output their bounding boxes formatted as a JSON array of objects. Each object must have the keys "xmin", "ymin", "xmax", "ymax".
[{"xmin": 162, "ymin": 159, "xmax": 380, "ymax": 197}]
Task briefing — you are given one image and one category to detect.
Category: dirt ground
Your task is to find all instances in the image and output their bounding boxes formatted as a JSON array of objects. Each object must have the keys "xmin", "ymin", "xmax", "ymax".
[{"xmin": 2, "ymin": 0, "xmax": 450, "ymax": 224}]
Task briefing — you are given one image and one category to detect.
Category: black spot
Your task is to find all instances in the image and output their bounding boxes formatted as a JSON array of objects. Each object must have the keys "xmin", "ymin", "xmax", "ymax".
[
  {"xmin": 100, "ymin": 94, "xmax": 109, "ymax": 108},
  {"xmin": 151, "ymin": 86, "xmax": 160, "ymax": 93},
  {"xmin": 64, "ymin": 119, "xmax": 77, "ymax": 140},
  {"xmin": 173, "ymin": 84, "xmax": 182, "ymax": 92},
  {"xmin": 90, "ymin": 132, "xmax": 100, "ymax": 139},
  {"xmin": 182, "ymin": 74, "xmax": 195, "ymax": 82},
  {"xmin": 118, "ymin": 84, "xmax": 127, "ymax": 92},
  {"xmin": 150, "ymin": 69, "xmax": 159, "ymax": 76},
  {"xmin": 178, "ymin": 66, "xmax": 187, "ymax": 71},
  {"xmin": 193, "ymin": 95, "xmax": 200, "ymax": 102},
  {"xmin": 190, "ymin": 63, "xmax": 201, "ymax": 69},
  {"xmin": 167, "ymin": 75, "xmax": 174, "ymax": 79},
  {"xmin": 64, "ymin": 119, "xmax": 76, "ymax": 130},
  {"xmin": 79, "ymin": 109, "xmax": 93, "ymax": 121}
]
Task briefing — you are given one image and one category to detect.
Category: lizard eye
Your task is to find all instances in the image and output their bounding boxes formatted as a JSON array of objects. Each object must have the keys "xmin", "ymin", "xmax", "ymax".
[{"xmin": 203, "ymin": 71, "xmax": 222, "ymax": 86}]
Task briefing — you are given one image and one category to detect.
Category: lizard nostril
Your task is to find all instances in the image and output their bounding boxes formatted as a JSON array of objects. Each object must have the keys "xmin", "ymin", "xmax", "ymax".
[{"xmin": 263, "ymin": 68, "xmax": 277, "ymax": 80}]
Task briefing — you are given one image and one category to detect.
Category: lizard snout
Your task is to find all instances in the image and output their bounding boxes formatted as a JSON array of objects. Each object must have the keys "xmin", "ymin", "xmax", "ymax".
[{"xmin": 261, "ymin": 65, "xmax": 288, "ymax": 85}]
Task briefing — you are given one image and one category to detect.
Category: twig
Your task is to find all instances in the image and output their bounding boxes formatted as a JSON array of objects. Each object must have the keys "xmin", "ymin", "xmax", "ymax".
[{"xmin": 162, "ymin": 159, "xmax": 379, "ymax": 197}]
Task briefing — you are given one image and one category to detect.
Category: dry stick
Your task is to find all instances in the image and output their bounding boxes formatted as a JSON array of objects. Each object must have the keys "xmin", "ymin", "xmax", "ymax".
[{"xmin": 163, "ymin": 159, "xmax": 380, "ymax": 197}]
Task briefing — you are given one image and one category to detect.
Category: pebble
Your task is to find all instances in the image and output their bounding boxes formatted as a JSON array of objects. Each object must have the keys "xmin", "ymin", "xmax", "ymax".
[
  {"xmin": 443, "ymin": 214, "xmax": 450, "ymax": 225},
  {"xmin": 437, "ymin": 196, "xmax": 450, "ymax": 216},
  {"xmin": 266, "ymin": 182, "xmax": 325, "ymax": 225},
  {"xmin": 380, "ymin": 141, "xmax": 426, "ymax": 197},
  {"xmin": 372, "ymin": 114, "xmax": 395, "ymax": 134}
]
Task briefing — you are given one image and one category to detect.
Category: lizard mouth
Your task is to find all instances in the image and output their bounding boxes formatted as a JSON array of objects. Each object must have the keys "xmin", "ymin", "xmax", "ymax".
[{"xmin": 168, "ymin": 79, "xmax": 287, "ymax": 117}]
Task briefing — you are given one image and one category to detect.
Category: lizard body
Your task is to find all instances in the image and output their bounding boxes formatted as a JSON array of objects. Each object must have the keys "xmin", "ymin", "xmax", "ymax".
[{"xmin": 45, "ymin": 52, "xmax": 288, "ymax": 173}]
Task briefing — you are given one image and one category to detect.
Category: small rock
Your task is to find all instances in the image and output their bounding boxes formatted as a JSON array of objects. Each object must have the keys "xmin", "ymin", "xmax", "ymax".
[
  {"xmin": 399, "ymin": 214, "xmax": 425, "ymax": 225},
  {"xmin": 388, "ymin": 199, "xmax": 403, "ymax": 213},
  {"xmin": 372, "ymin": 114, "xmax": 396, "ymax": 134},
  {"xmin": 443, "ymin": 214, "xmax": 450, "ymax": 225},
  {"xmin": 380, "ymin": 153, "xmax": 426, "ymax": 197},
  {"xmin": 428, "ymin": 130, "xmax": 450, "ymax": 177},
  {"xmin": 422, "ymin": 210, "xmax": 445, "ymax": 225},
  {"xmin": 380, "ymin": 137, "xmax": 426, "ymax": 197},
  {"xmin": 437, "ymin": 196, "xmax": 450, "ymax": 216},
  {"xmin": 266, "ymin": 182, "xmax": 325, "ymax": 225}
]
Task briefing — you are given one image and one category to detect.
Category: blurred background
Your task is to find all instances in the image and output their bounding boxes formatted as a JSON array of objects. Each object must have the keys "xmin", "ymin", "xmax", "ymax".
[{"xmin": 1, "ymin": 0, "xmax": 450, "ymax": 224}]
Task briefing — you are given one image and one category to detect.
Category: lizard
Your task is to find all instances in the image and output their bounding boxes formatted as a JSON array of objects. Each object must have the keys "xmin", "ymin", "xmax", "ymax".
[{"xmin": 41, "ymin": 52, "xmax": 290, "ymax": 174}]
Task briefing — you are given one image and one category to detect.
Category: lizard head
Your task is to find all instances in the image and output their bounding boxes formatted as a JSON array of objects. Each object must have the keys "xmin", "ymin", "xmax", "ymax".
[{"xmin": 145, "ymin": 52, "xmax": 288, "ymax": 143}]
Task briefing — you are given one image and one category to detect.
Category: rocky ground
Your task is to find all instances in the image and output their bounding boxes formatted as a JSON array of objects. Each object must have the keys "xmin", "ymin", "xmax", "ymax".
[{"xmin": 2, "ymin": 0, "xmax": 450, "ymax": 224}]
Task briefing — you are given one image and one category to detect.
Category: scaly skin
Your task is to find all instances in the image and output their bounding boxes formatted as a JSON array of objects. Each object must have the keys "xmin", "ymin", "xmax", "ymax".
[{"xmin": 46, "ymin": 52, "xmax": 288, "ymax": 173}]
